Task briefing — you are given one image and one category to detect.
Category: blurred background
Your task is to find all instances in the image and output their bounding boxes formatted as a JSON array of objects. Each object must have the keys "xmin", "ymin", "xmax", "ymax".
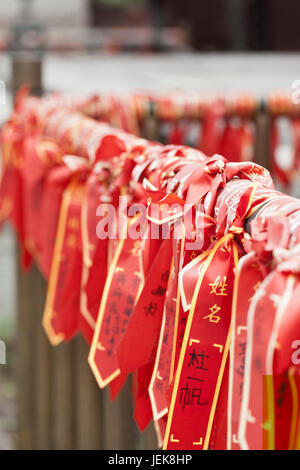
[{"xmin": 1, "ymin": 0, "xmax": 300, "ymax": 450}]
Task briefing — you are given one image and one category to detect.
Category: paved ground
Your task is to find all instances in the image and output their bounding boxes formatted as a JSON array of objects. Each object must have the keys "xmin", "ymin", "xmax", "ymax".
[
  {"xmin": 0, "ymin": 54, "xmax": 18, "ymax": 450},
  {"xmin": 0, "ymin": 224, "xmax": 16, "ymax": 450},
  {"xmin": 0, "ymin": 225, "xmax": 16, "ymax": 321}
]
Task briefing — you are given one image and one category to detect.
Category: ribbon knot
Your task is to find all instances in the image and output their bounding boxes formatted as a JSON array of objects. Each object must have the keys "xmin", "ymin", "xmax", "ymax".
[{"xmin": 273, "ymin": 245, "xmax": 300, "ymax": 273}]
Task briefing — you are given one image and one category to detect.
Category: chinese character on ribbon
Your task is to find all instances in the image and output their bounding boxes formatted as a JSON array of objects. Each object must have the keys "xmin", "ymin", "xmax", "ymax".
[
  {"xmin": 203, "ymin": 304, "xmax": 221, "ymax": 323},
  {"xmin": 209, "ymin": 276, "xmax": 228, "ymax": 296}
]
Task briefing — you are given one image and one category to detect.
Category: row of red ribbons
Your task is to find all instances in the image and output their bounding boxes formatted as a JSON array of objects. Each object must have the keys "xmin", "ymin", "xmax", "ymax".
[{"xmin": 1, "ymin": 89, "xmax": 300, "ymax": 449}]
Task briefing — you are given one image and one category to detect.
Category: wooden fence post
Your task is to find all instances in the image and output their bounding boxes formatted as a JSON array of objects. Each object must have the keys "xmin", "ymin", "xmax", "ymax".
[
  {"xmin": 255, "ymin": 101, "xmax": 271, "ymax": 171},
  {"xmin": 51, "ymin": 340, "xmax": 76, "ymax": 450},
  {"xmin": 16, "ymin": 261, "xmax": 39, "ymax": 450},
  {"xmin": 34, "ymin": 271, "xmax": 53, "ymax": 449},
  {"xmin": 102, "ymin": 378, "xmax": 138, "ymax": 450},
  {"xmin": 74, "ymin": 335, "xmax": 104, "ymax": 450},
  {"xmin": 138, "ymin": 422, "xmax": 158, "ymax": 450}
]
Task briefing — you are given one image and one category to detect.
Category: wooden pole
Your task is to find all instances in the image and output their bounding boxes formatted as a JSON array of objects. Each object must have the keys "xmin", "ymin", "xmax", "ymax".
[
  {"xmin": 138, "ymin": 422, "xmax": 158, "ymax": 450},
  {"xmin": 16, "ymin": 261, "xmax": 38, "ymax": 449},
  {"xmin": 34, "ymin": 272, "xmax": 53, "ymax": 449},
  {"xmin": 102, "ymin": 378, "xmax": 138, "ymax": 450},
  {"xmin": 255, "ymin": 101, "xmax": 271, "ymax": 171},
  {"xmin": 51, "ymin": 341, "xmax": 76, "ymax": 450},
  {"xmin": 11, "ymin": 52, "xmax": 43, "ymax": 97}
]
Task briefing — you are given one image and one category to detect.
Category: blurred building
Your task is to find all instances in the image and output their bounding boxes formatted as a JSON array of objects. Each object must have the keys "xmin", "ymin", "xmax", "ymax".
[
  {"xmin": 0, "ymin": 0, "xmax": 300, "ymax": 53},
  {"xmin": 89, "ymin": 0, "xmax": 300, "ymax": 52}
]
